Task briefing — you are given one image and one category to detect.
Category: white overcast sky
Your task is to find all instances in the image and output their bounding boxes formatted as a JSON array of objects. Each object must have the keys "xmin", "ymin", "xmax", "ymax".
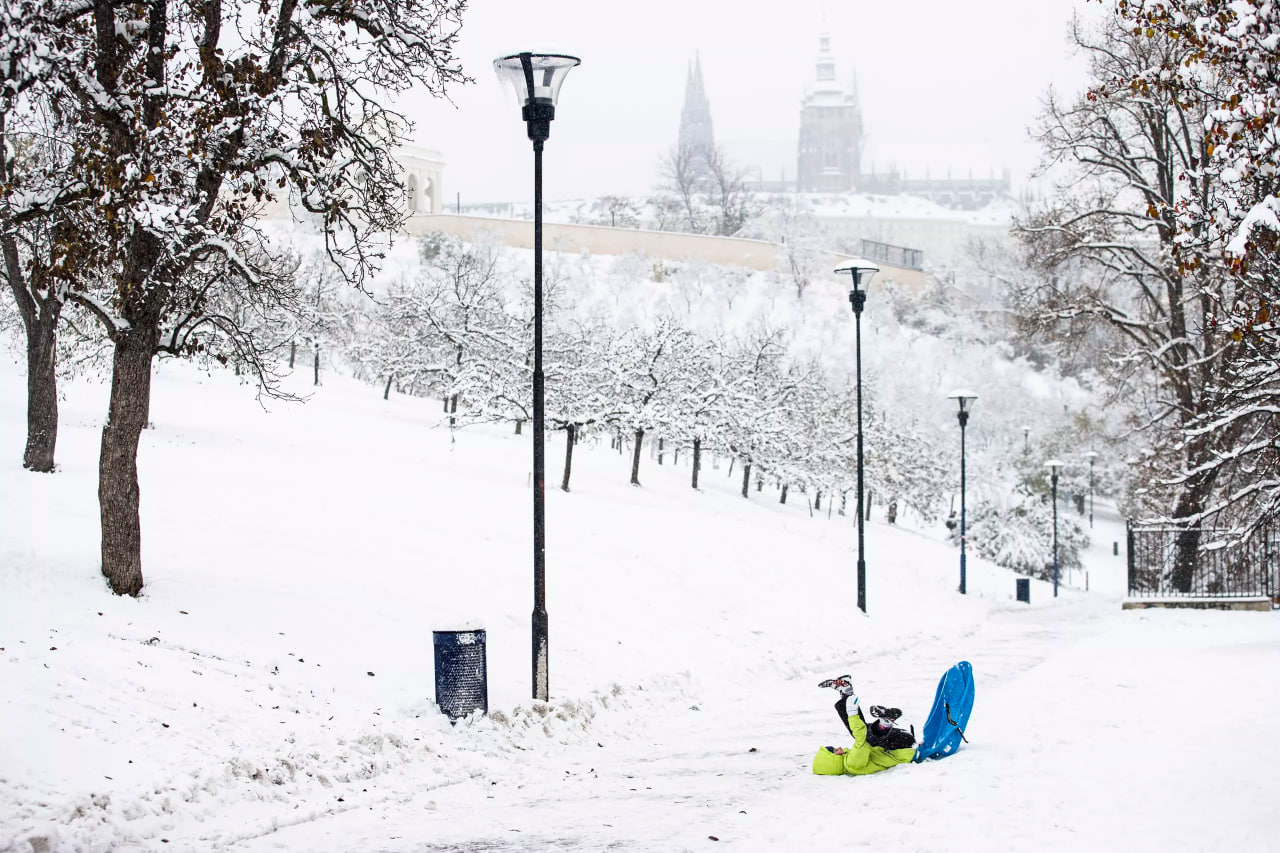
[{"xmin": 400, "ymin": 0, "xmax": 1106, "ymax": 206}]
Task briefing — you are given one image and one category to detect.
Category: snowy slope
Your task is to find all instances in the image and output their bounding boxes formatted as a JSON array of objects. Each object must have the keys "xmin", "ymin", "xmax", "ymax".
[{"xmin": 1, "ymin": 355, "xmax": 1277, "ymax": 853}]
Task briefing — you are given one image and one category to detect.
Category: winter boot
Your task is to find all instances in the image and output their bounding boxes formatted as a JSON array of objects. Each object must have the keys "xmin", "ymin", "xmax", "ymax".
[{"xmin": 818, "ymin": 675, "xmax": 855, "ymax": 696}]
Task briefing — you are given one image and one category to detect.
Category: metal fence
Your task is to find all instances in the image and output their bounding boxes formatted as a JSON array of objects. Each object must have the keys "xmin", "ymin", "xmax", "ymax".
[
  {"xmin": 1127, "ymin": 521, "xmax": 1277, "ymax": 598},
  {"xmin": 860, "ymin": 239, "xmax": 925, "ymax": 272}
]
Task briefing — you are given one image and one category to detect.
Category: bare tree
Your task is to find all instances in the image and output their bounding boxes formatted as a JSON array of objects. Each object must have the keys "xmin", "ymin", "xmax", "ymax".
[
  {"xmin": 655, "ymin": 143, "xmax": 707, "ymax": 234},
  {"xmin": 702, "ymin": 145, "xmax": 760, "ymax": 237},
  {"xmin": 0, "ymin": 86, "xmax": 93, "ymax": 471},
  {"xmin": 1017, "ymin": 16, "xmax": 1229, "ymax": 588},
  {"xmin": 10, "ymin": 0, "xmax": 469, "ymax": 595}
]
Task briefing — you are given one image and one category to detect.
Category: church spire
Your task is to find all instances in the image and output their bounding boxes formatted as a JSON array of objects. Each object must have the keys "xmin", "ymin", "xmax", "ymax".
[{"xmin": 678, "ymin": 50, "xmax": 714, "ymax": 155}]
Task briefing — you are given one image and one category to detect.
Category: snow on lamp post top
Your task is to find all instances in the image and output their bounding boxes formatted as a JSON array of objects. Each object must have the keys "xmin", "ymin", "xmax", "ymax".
[
  {"xmin": 833, "ymin": 258, "xmax": 880, "ymax": 291},
  {"xmin": 1045, "ymin": 458, "xmax": 1064, "ymax": 475},
  {"xmin": 493, "ymin": 52, "xmax": 580, "ymax": 107},
  {"xmin": 947, "ymin": 389, "xmax": 978, "ymax": 413},
  {"xmin": 494, "ymin": 53, "xmax": 580, "ymax": 136},
  {"xmin": 1084, "ymin": 450, "xmax": 1100, "ymax": 461},
  {"xmin": 834, "ymin": 258, "xmax": 879, "ymax": 316}
]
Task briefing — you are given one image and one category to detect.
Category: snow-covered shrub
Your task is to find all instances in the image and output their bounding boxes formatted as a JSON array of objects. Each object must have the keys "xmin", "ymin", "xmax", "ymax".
[{"xmin": 966, "ymin": 489, "xmax": 1088, "ymax": 579}]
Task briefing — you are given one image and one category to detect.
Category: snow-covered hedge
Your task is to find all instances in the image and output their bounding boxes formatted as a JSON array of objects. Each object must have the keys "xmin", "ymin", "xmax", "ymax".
[{"xmin": 966, "ymin": 490, "xmax": 1089, "ymax": 579}]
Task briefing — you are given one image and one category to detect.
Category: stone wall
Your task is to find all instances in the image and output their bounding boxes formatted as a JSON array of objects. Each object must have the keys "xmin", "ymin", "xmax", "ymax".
[{"xmin": 404, "ymin": 213, "xmax": 931, "ymax": 292}]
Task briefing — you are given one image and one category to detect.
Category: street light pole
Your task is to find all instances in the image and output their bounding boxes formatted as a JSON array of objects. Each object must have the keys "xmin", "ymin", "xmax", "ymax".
[
  {"xmin": 1046, "ymin": 459, "xmax": 1063, "ymax": 598},
  {"xmin": 948, "ymin": 391, "xmax": 978, "ymax": 595},
  {"xmin": 494, "ymin": 52, "xmax": 580, "ymax": 703},
  {"xmin": 835, "ymin": 259, "xmax": 879, "ymax": 614},
  {"xmin": 1085, "ymin": 450, "xmax": 1099, "ymax": 529}
]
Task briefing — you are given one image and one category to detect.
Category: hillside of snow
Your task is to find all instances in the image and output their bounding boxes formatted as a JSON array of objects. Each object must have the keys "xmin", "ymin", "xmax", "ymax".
[{"xmin": 1, "ymin": 349, "xmax": 1277, "ymax": 852}]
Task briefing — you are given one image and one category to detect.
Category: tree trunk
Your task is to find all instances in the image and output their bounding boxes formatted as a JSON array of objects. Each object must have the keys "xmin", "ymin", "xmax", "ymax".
[
  {"xmin": 383, "ymin": 373, "xmax": 394, "ymax": 400},
  {"xmin": 23, "ymin": 320, "xmax": 59, "ymax": 472},
  {"xmin": 313, "ymin": 344, "xmax": 320, "ymax": 386},
  {"xmin": 814, "ymin": 491, "xmax": 822, "ymax": 511},
  {"xmin": 1170, "ymin": 476, "xmax": 1214, "ymax": 592},
  {"xmin": 657, "ymin": 437, "xmax": 665, "ymax": 465},
  {"xmin": 780, "ymin": 484, "xmax": 788, "ymax": 504},
  {"xmin": 99, "ymin": 330, "xmax": 156, "ymax": 597},
  {"xmin": 741, "ymin": 462, "xmax": 752, "ymax": 498},
  {"xmin": 840, "ymin": 491, "xmax": 847, "ymax": 516},
  {"xmin": 630, "ymin": 428, "xmax": 644, "ymax": 485},
  {"xmin": 865, "ymin": 490, "xmax": 873, "ymax": 521},
  {"xmin": 1171, "ymin": 528, "xmax": 1201, "ymax": 594},
  {"xmin": 728, "ymin": 456, "xmax": 735, "ymax": 477},
  {"xmin": 561, "ymin": 423, "xmax": 576, "ymax": 492},
  {"xmin": 515, "ymin": 419, "xmax": 523, "ymax": 435},
  {"xmin": 691, "ymin": 437, "xmax": 701, "ymax": 490},
  {"xmin": 289, "ymin": 340, "xmax": 296, "ymax": 368},
  {"xmin": 449, "ymin": 393, "xmax": 458, "ymax": 427},
  {"xmin": 757, "ymin": 475, "xmax": 763, "ymax": 492}
]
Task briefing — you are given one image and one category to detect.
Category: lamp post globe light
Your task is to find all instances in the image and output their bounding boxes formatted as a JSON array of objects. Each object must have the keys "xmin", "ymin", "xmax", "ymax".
[
  {"xmin": 494, "ymin": 51, "xmax": 580, "ymax": 703},
  {"xmin": 947, "ymin": 390, "xmax": 978, "ymax": 595},
  {"xmin": 834, "ymin": 258, "xmax": 879, "ymax": 614},
  {"xmin": 1084, "ymin": 449, "xmax": 1099, "ymax": 529},
  {"xmin": 1045, "ymin": 458, "xmax": 1064, "ymax": 598}
]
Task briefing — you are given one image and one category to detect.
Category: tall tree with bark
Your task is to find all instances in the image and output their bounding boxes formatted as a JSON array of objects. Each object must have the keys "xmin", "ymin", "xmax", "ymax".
[
  {"xmin": 1017, "ymin": 16, "xmax": 1232, "ymax": 588},
  {"xmin": 0, "ymin": 38, "xmax": 96, "ymax": 472},
  {"xmin": 1111, "ymin": 0, "xmax": 1280, "ymax": 536},
  {"xmin": 20, "ymin": 0, "xmax": 467, "ymax": 595}
]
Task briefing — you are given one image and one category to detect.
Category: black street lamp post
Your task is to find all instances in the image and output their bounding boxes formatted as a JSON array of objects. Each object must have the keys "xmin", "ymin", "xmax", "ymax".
[
  {"xmin": 948, "ymin": 390, "xmax": 978, "ymax": 595},
  {"xmin": 834, "ymin": 258, "xmax": 879, "ymax": 614},
  {"xmin": 1085, "ymin": 449, "xmax": 1099, "ymax": 529},
  {"xmin": 494, "ymin": 52, "xmax": 580, "ymax": 702},
  {"xmin": 1046, "ymin": 459, "xmax": 1063, "ymax": 598}
]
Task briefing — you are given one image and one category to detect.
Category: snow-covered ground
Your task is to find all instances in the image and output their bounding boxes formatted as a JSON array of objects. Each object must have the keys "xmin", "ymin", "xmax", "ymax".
[{"xmin": 2, "ymin": 356, "xmax": 1277, "ymax": 853}]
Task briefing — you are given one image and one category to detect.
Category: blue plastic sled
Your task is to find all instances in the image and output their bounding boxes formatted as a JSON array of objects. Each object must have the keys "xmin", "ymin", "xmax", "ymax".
[{"xmin": 913, "ymin": 661, "xmax": 974, "ymax": 762}]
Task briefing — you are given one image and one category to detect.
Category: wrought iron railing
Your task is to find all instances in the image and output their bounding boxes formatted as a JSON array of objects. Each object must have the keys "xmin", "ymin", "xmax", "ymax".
[{"xmin": 1127, "ymin": 521, "xmax": 1276, "ymax": 598}]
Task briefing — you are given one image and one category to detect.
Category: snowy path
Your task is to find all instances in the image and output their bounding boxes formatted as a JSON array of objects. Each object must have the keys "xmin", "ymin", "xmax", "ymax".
[{"xmin": 236, "ymin": 564, "xmax": 1280, "ymax": 853}]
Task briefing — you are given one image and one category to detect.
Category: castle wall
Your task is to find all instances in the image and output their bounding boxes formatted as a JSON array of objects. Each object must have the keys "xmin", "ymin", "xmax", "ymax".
[{"xmin": 404, "ymin": 213, "xmax": 931, "ymax": 292}]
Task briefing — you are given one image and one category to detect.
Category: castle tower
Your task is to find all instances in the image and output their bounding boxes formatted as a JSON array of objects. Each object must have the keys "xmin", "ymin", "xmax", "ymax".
[
  {"xmin": 797, "ymin": 33, "xmax": 862, "ymax": 192},
  {"xmin": 678, "ymin": 52, "xmax": 715, "ymax": 156}
]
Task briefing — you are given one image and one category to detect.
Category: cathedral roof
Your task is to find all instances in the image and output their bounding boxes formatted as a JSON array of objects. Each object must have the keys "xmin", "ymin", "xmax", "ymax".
[
  {"xmin": 679, "ymin": 50, "xmax": 714, "ymax": 151},
  {"xmin": 802, "ymin": 33, "xmax": 857, "ymax": 109}
]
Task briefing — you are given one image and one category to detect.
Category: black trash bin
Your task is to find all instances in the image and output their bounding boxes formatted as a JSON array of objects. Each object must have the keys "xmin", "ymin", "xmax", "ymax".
[
  {"xmin": 1016, "ymin": 578, "xmax": 1031, "ymax": 604},
  {"xmin": 433, "ymin": 627, "xmax": 488, "ymax": 721}
]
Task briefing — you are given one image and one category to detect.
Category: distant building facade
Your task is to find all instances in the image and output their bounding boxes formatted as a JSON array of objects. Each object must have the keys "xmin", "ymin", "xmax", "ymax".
[
  {"xmin": 860, "ymin": 167, "xmax": 1012, "ymax": 212},
  {"xmin": 791, "ymin": 32, "xmax": 1010, "ymax": 208},
  {"xmin": 796, "ymin": 34, "xmax": 863, "ymax": 193},
  {"xmin": 259, "ymin": 145, "xmax": 444, "ymax": 222},
  {"xmin": 399, "ymin": 146, "xmax": 446, "ymax": 216}
]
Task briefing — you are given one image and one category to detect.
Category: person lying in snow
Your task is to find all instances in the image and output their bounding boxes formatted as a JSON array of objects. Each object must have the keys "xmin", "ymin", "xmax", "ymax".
[{"xmin": 812, "ymin": 675, "xmax": 917, "ymax": 775}]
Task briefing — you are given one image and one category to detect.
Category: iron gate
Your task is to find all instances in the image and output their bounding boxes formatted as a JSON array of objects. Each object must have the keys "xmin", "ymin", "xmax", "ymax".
[{"xmin": 1127, "ymin": 521, "xmax": 1276, "ymax": 598}]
